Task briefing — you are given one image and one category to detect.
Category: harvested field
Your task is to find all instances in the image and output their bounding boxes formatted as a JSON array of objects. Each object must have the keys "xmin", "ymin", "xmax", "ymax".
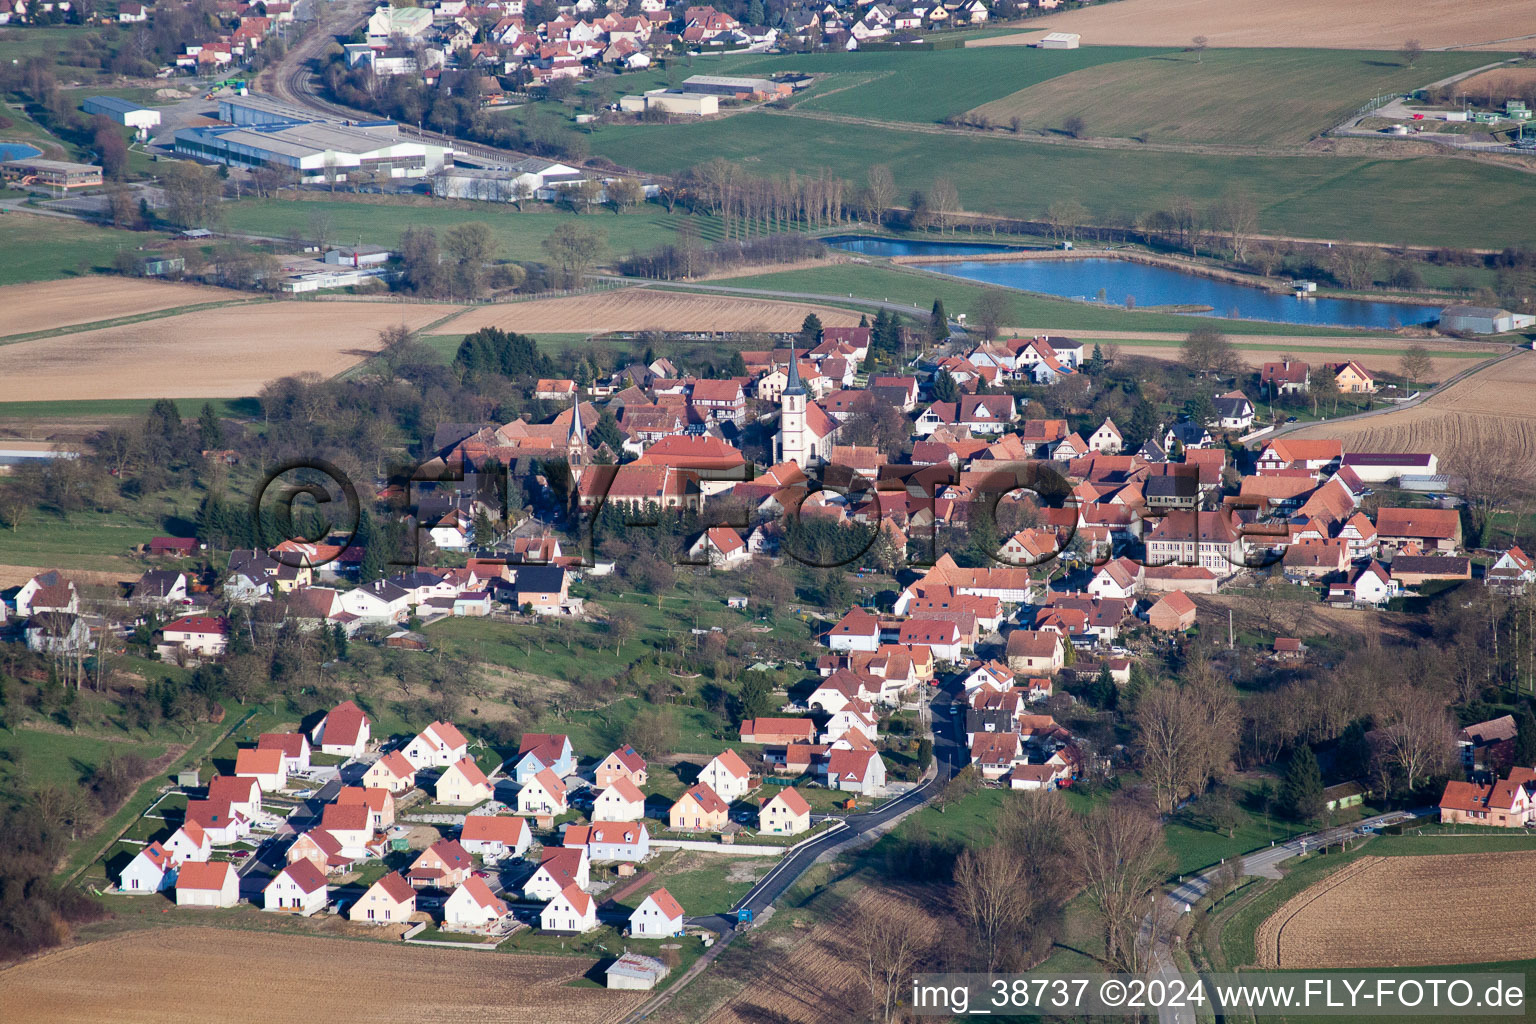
[
  {"xmin": 1451, "ymin": 66, "xmax": 1536, "ymax": 103},
  {"xmin": 0, "ymin": 301, "xmax": 461, "ymax": 403},
  {"xmin": 443, "ymin": 288, "xmax": 862, "ymax": 336},
  {"xmin": 1018, "ymin": 327, "xmax": 1504, "ymax": 379},
  {"xmin": 1290, "ymin": 350, "xmax": 1536, "ymax": 487},
  {"xmin": 0, "ymin": 277, "xmax": 250, "ymax": 339},
  {"xmin": 701, "ymin": 885, "xmax": 942, "ymax": 1024},
  {"xmin": 0, "ymin": 565, "xmax": 127, "ymax": 589},
  {"xmin": 1257, "ymin": 851, "xmax": 1536, "ymax": 968},
  {"xmin": 968, "ymin": 0, "xmax": 1536, "ymax": 50},
  {"xmin": 0, "ymin": 926, "xmax": 643, "ymax": 1024}
]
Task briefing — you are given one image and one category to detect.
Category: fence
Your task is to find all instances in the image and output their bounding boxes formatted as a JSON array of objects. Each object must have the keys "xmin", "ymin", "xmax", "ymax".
[{"xmin": 651, "ymin": 838, "xmax": 787, "ymax": 856}]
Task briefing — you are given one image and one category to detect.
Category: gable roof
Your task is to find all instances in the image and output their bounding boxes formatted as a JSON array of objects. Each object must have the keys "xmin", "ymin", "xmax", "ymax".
[
  {"xmin": 320, "ymin": 700, "xmax": 369, "ymax": 746},
  {"xmin": 371, "ymin": 871, "xmax": 416, "ymax": 903},
  {"xmin": 275, "ymin": 859, "xmax": 328, "ymax": 894},
  {"xmin": 257, "ymin": 732, "xmax": 307, "ymax": 758},
  {"xmin": 602, "ymin": 776, "xmax": 646, "ymax": 804},
  {"xmin": 176, "ymin": 860, "xmax": 234, "ymax": 891},
  {"xmin": 447, "ymin": 756, "xmax": 491, "ymax": 788},
  {"xmin": 767, "ymin": 786, "xmax": 811, "ymax": 816},
  {"xmin": 461, "ymin": 814, "xmax": 531, "ymax": 846},
  {"xmin": 642, "ymin": 886, "xmax": 685, "ymax": 919},
  {"xmin": 603, "ymin": 744, "xmax": 647, "ymax": 775},
  {"xmin": 679, "ymin": 783, "xmax": 729, "ymax": 815},
  {"xmin": 235, "ymin": 748, "xmax": 283, "ymax": 777},
  {"xmin": 708, "ymin": 748, "xmax": 751, "ymax": 780}
]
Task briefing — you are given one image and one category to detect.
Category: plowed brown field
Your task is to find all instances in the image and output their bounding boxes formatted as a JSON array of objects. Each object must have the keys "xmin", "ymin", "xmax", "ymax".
[
  {"xmin": 444, "ymin": 288, "xmax": 862, "ymax": 335},
  {"xmin": 1290, "ymin": 349, "xmax": 1536, "ymax": 487},
  {"xmin": 0, "ymin": 927, "xmax": 642, "ymax": 1024},
  {"xmin": 1258, "ymin": 851, "xmax": 1536, "ymax": 968},
  {"xmin": 969, "ymin": 0, "xmax": 1536, "ymax": 50},
  {"xmin": 0, "ymin": 278, "xmax": 252, "ymax": 338},
  {"xmin": 0, "ymin": 301, "xmax": 461, "ymax": 402}
]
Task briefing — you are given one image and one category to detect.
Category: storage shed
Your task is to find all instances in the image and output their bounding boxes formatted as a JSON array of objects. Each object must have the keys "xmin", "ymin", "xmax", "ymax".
[{"xmin": 606, "ymin": 952, "xmax": 671, "ymax": 990}]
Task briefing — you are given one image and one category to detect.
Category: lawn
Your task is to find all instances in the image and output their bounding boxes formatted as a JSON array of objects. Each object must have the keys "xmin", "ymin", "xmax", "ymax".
[
  {"xmin": 0, "ymin": 212, "xmax": 175, "ymax": 286},
  {"xmin": 587, "ymin": 113, "xmax": 1536, "ymax": 249},
  {"xmin": 971, "ymin": 49, "xmax": 1501, "ymax": 145},
  {"xmin": 0, "ymin": 499, "xmax": 202, "ymax": 572},
  {"xmin": 0, "ymin": 728, "xmax": 167, "ymax": 792},
  {"xmin": 696, "ymin": 262, "xmax": 1364, "ymax": 336},
  {"xmin": 0, "ymin": 397, "xmax": 254, "ymax": 419},
  {"xmin": 219, "ymin": 198, "xmax": 726, "ymax": 262},
  {"xmin": 624, "ymin": 849, "xmax": 773, "ymax": 916}
]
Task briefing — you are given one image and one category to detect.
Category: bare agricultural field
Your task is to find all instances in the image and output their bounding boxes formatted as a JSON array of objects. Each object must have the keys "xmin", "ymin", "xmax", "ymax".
[
  {"xmin": 444, "ymin": 288, "xmax": 862, "ymax": 336},
  {"xmin": 1290, "ymin": 350, "xmax": 1536, "ymax": 486},
  {"xmin": 1452, "ymin": 66, "xmax": 1536, "ymax": 102},
  {"xmin": 700, "ymin": 886, "xmax": 942, "ymax": 1024},
  {"xmin": 0, "ymin": 301, "xmax": 461, "ymax": 403},
  {"xmin": 1258, "ymin": 852, "xmax": 1536, "ymax": 968},
  {"xmin": 0, "ymin": 927, "xmax": 643, "ymax": 1024},
  {"xmin": 969, "ymin": 0, "xmax": 1536, "ymax": 50},
  {"xmin": 0, "ymin": 277, "xmax": 251, "ymax": 339}
]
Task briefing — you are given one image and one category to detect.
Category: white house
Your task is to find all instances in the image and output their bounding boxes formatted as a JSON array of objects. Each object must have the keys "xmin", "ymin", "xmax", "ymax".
[
  {"xmin": 364, "ymin": 750, "xmax": 417, "ymax": 793},
  {"xmin": 401, "ymin": 720, "xmax": 469, "ymax": 769},
  {"xmin": 436, "ymin": 757, "xmax": 493, "ymax": 806},
  {"xmin": 571, "ymin": 820, "xmax": 651, "ymax": 863},
  {"xmin": 459, "ymin": 814, "xmax": 531, "ymax": 861},
  {"xmin": 697, "ymin": 749, "xmax": 753, "ymax": 802},
  {"xmin": 443, "ymin": 877, "xmax": 511, "ymax": 931},
  {"xmin": 826, "ymin": 749, "xmax": 885, "ymax": 796},
  {"xmin": 516, "ymin": 767, "xmax": 568, "ymax": 816},
  {"xmin": 1088, "ymin": 557, "xmax": 1142, "ymax": 601},
  {"xmin": 525, "ymin": 847, "xmax": 589, "ymax": 901},
  {"xmin": 1087, "ymin": 418, "xmax": 1123, "ymax": 454},
  {"xmin": 263, "ymin": 860, "xmax": 329, "ymax": 916},
  {"xmin": 234, "ymin": 747, "xmax": 287, "ymax": 792},
  {"xmin": 175, "ymin": 861, "xmax": 240, "ymax": 908},
  {"xmin": 257, "ymin": 732, "xmax": 311, "ymax": 774},
  {"xmin": 311, "ymin": 700, "xmax": 371, "ymax": 757},
  {"xmin": 630, "ymin": 888, "xmax": 685, "ymax": 938},
  {"xmin": 119, "ymin": 842, "xmax": 176, "ymax": 893},
  {"xmin": 759, "ymin": 787, "xmax": 811, "ymax": 835},
  {"xmin": 826, "ymin": 608, "xmax": 880, "ymax": 653},
  {"xmin": 593, "ymin": 777, "xmax": 647, "ymax": 822},
  {"xmin": 541, "ymin": 884, "xmax": 598, "ymax": 933},
  {"xmin": 163, "ymin": 822, "xmax": 212, "ymax": 864},
  {"xmin": 157, "ymin": 614, "xmax": 228, "ymax": 661}
]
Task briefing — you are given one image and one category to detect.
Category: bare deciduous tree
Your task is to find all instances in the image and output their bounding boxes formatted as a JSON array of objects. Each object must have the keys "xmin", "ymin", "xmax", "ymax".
[
  {"xmin": 1399, "ymin": 343, "xmax": 1433, "ymax": 391},
  {"xmin": 954, "ymin": 843, "xmax": 1033, "ymax": 970},
  {"xmin": 864, "ymin": 164, "xmax": 897, "ymax": 225},
  {"xmin": 1076, "ymin": 799, "xmax": 1173, "ymax": 973},
  {"xmin": 857, "ymin": 912, "xmax": 927, "ymax": 1024},
  {"xmin": 1373, "ymin": 690, "xmax": 1455, "ymax": 793}
]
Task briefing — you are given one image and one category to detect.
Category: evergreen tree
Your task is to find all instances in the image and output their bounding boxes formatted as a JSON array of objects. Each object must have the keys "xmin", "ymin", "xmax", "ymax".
[
  {"xmin": 931, "ymin": 368, "xmax": 960, "ymax": 404},
  {"xmin": 799, "ymin": 313, "xmax": 823, "ymax": 347},
  {"xmin": 858, "ymin": 313, "xmax": 869, "ymax": 328},
  {"xmin": 473, "ymin": 507, "xmax": 497, "ymax": 548},
  {"xmin": 928, "ymin": 298, "xmax": 948, "ymax": 346},
  {"xmin": 726, "ymin": 350, "xmax": 747, "ymax": 377},
  {"xmin": 961, "ymin": 500, "xmax": 1000, "ymax": 568},
  {"xmin": 1086, "ymin": 343, "xmax": 1106, "ymax": 376},
  {"xmin": 747, "ymin": 0, "xmax": 763, "ymax": 22},
  {"xmin": 591, "ymin": 408, "xmax": 625, "ymax": 455},
  {"xmin": 1335, "ymin": 720, "xmax": 1371, "ymax": 780},
  {"xmin": 1279, "ymin": 744, "xmax": 1325, "ymax": 821},
  {"xmin": 331, "ymin": 621, "xmax": 350, "ymax": 661},
  {"xmin": 738, "ymin": 672, "xmax": 773, "ymax": 722},
  {"xmin": 197, "ymin": 402, "xmax": 224, "ymax": 450},
  {"xmin": 1127, "ymin": 399, "xmax": 1159, "ymax": 451},
  {"xmin": 1183, "ymin": 392, "xmax": 1216, "ymax": 429}
]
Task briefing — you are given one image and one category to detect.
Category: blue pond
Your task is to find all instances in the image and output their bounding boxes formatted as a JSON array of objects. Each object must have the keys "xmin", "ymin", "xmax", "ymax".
[
  {"xmin": 0, "ymin": 142, "xmax": 43, "ymax": 162},
  {"xmin": 825, "ymin": 236, "xmax": 1440, "ymax": 329}
]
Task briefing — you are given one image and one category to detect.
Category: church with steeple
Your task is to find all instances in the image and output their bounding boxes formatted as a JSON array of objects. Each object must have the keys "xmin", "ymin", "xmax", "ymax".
[{"xmin": 773, "ymin": 344, "xmax": 839, "ymax": 468}]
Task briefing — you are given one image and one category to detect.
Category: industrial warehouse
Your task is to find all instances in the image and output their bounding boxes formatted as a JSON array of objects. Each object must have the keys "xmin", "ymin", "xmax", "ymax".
[{"xmin": 171, "ymin": 96, "xmax": 451, "ymax": 182}]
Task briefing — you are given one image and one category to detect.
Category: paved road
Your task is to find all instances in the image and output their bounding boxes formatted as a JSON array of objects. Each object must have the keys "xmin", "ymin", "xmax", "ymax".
[
  {"xmin": 1329, "ymin": 59, "xmax": 1526, "ymax": 151},
  {"xmin": 1147, "ymin": 808, "xmax": 1425, "ymax": 1024}
]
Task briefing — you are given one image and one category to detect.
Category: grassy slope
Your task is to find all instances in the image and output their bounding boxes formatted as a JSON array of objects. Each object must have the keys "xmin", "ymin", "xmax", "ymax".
[
  {"xmin": 588, "ymin": 113, "xmax": 1534, "ymax": 249},
  {"xmin": 972, "ymin": 49, "xmax": 1500, "ymax": 145},
  {"xmin": 0, "ymin": 213, "xmax": 174, "ymax": 287},
  {"xmin": 699, "ymin": 262, "xmax": 1373, "ymax": 336},
  {"xmin": 219, "ymin": 199, "xmax": 723, "ymax": 262}
]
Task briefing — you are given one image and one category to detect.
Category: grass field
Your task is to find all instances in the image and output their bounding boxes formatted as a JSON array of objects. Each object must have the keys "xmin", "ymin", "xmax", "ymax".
[
  {"xmin": 0, "ymin": 728, "xmax": 167, "ymax": 793},
  {"xmin": 970, "ymin": 49, "xmax": 1498, "ymax": 145},
  {"xmin": 588, "ymin": 114, "xmax": 1535, "ymax": 249},
  {"xmin": 219, "ymin": 198, "xmax": 726, "ymax": 261},
  {"xmin": 0, "ymin": 213, "xmax": 174, "ymax": 287},
  {"xmin": 0, "ymin": 396, "xmax": 254, "ymax": 421}
]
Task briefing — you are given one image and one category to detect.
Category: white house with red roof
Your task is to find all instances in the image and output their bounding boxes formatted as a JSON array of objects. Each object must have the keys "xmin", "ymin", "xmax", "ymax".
[
  {"xmin": 459, "ymin": 814, "xmax": 531, "ymax": 861},
  {"xmin": 525, "ymin": 847, "xmax": 590, "ymax": 900},
  {"xmin": 826, "ymin": 748, "xmax": 885, "ymax": 796},
  {"xmin": 445, "ymin": 876, "xmax": 511, "ymax": 931},
  {"xmin": 120, "ymin": 842, "xmax": 177, "ymax": 893},
  {"xmin": 827, "ymin": 607, "xmax": 880, "ymax": 653},
  {"xmin": 513, "ymin": 733, "xmax": 574, "ymax": 783},
  {"xmin": 517, "ymin": 766, "xmax": 569, "ymax": 815},
  {"xmin": 234, "ymin": 747, "xmax": 287, "ymax": 791},
  {"xmin": 593, "ymin": 777, "xmax": 647, "ymax": 821},
  {"xmin": 402, "ymin": 720, "xmax": 470, "ymax": 769},
  {"xmin": 541, "ymin": 883, "xmax": 597, "ymax": 932},
  {"xmin": 175, "ymin": 861, "xmax": 239, "ymax": 908},
  {"xmin": 760, "ymin": 787, "xmax": 811, "ymax": 835},
  {"xmin": 337, "ymin": 786, "xmax": 395, "ymax": 830},
  {"xmin": 319, "ymin": 802, "xmax": 372, "ymax": 855},
  {"xmin": 208, "ymin": 775, "xmax": 262, "ymax": 819},
  {"xmin": 822, "ymin": 701, "xmax": 880, "ymax": 744},
  {"xmin": 698, "ymin": 749, "xmax": 753, "ymax": 801},
  {"xmin": 352, "ymin": 872, "xmax": 416, "ymax": 923},
  {"xmin": 185, "ymin": 798, "xmax": 249, "ymax": 845},
  {"xmin": 156, "ymin": 615, "xmax": 228, "ymax": 661},
  {"xmin": 364, "ymin": 750, "xmax": 417, "ymax": 793},
  {"xmin": 163, "ymin": 822, "xmax": 212, "ymax": 864},
  {"xmin": 630, "ymin": 887, "xmax": 685, "ymax": 937},
  {"xmin": 288, "ymin": 829, "xmax": 352, "ymax": 875},
  {"xmin": 311, "ymin": 700, "xmax": 372, "ymax": 757},
  {"xmin": 437, "ymin": 756, "xmax": 493, "ymax": 806},
  {"xmin": 686, "ymin": 526, "xmax": 750, "ymax": 568},
  {"xmin": 264, "ymin": 860, "xmax": 329, "ymax": 915},
  {"xmin": 257, "ymin": 732, "xmax": 311, "ymax": 773},
  {"xmin": 566, "ymin": 820, "xmax": 651, "ymax": 862}
]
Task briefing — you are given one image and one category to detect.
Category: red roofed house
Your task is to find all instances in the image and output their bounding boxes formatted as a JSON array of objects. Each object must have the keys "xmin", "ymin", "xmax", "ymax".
[
  {"xmin": 1375, "ymin": 507, "xmax": 1463, "ymax": 553},
  {"xmin": 1436, "ymin": 777, "xmax": 1534, "ymax": 828},
  {"xmin": 185, "ymin": 799, "xmax": 248, "ymax": 845},
  {"xmin": 207, "ymin": 775, "xmax": 261, "ymax": 819},
  {"xmin": 257, "ymin": 732, "xmax": 312, "ymax": 773},
  {"xmin": 264, "ymin": 860, "xmax": 329, "ymax": 915},
  {"xmin": 234, "ymin": 747, "xmax": 287, "ymax": 791},
  {"xmin": 401, "ymin": 719, "xmax": 470, "ymax": 769},
  {"xmin": 352, "ymin": 872, "xmax": 416, "ymax": 923},
  {"xmin": 445, "ymin": 876, "xmax": 512, "ymax": 931},
  {"xmin": 827, "ymin": 607, "xmax": 881, "ymax": 653},
  {"xmin": 1260, "ymin": 360, "xmax": 1310, "ymax": 395},
  {"xmin": 687, "ymin": 526, "xmax": 750, "ymax": 568},
  {"xmin": 157, "ymin": 615, "xmax": 229, "ymax": 661},
  {"xmin": 739, "ymin": 718, "xmax": 817, "ymax": 745},
  {"xmin": 698, "ymin": 748, "xmax": 754, "ymax": 800},
  {"xmin": 287, "ymin": 829, "xmax": 352, "ymax": 875},
  {"xmin": 526, "ymin": 846, "xmax": 590, "ymax": 901},
  {"xmin": 630, "ymin": 887, "xmax": 685, "ymax": 937},
  {"xmin": 319, "ymin": 802, "xmax": 372, "ymax": 854},
  {"xmin": 119, "ymin": 842, "xmax": 177, "ymax": 893},
  {"xmin": 459, "ymin": 814, "xmax": 532, "ymax": 861},
  {"xmin": 364, "ymin": 750, "xmax": 417, "ymax": 793},
  {"xmin": 670, "ymin": 784, "xmax": 729, "ymax": 831},
  {"xmin": 593, "ymin": 777, "xmax": 647, "ymax": 822},
  {"xmin": 175, "ymin": 860, "xmax": 239, "ymax": 908},
  {"xmin": 410, "ymin": 838, "xmax": 474, "ymax": 890},
  {"xmin": 1005, "ymin": 629, "xmax": 1064, "ymax": 675},
  {"xmin": 595, "ymin": 744, "xmax": 647, "ymax": 788},
  {"xmin": 826, "ymin": 748, "xmax": 885, "ymax": 795},
  {"xmin": 311, "ymin": 699, "xmax": 372, "ymax": 757},
  {"xmin": 760, "ymin": 786, "xmax": 812, "ymax": 835},
  {"xmin": 337, "ymin": 785, "xmax": 396, "ymax": 830},
  {"xmin": 541, "ymin": 883, "xmax": 598, "ymax": 933},
  {"xmin": 437, "ymin": 756, "xmax": 493, "ymax": 806},
  {"xmin": 164, "ymin": 822, "xmax": 212, "ymax": 865},
  {"xmin": 688, "ymin": 379, "xmax": 746, "ymax": 426},
  {"xmin": 517, "ymin": 766, "xmax": 568, "ymax": 816},
  {"xmin": 1147, "ymin": 591, "xmax": 1198, "ymax": 632}
]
